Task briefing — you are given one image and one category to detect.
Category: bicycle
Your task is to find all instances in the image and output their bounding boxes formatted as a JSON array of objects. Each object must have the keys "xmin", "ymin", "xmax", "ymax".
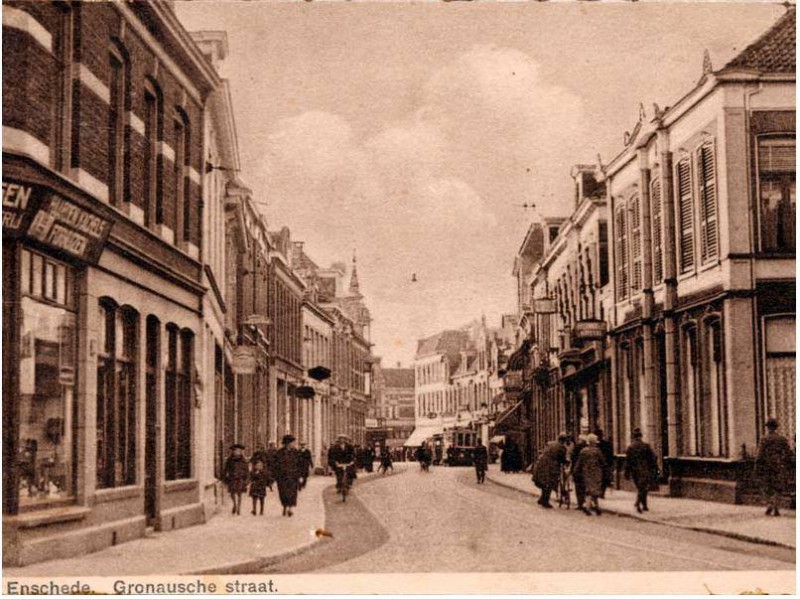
[
  {"xmin": 557, "ymin": 465, "xmax": 572, "ymax": 509},
  {"xmin": 336, "ymin": 463, "xmax": 355, "ymax": 502}
]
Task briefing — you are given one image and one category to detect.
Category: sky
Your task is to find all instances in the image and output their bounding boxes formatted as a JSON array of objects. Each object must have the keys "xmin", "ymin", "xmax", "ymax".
[{"xmin": 177, "ymin": 0, "xmax": 784, "ymax": 367}]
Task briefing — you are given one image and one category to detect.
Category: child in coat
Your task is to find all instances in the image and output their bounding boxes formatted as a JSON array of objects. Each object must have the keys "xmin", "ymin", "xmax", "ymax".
[
  {"xmin": 224, "ymin": 444, "xmax": 249, "ymax": 515},
  {"xmin": 249, "ymin": 460, "xmax": 269, "ymax": 515}
]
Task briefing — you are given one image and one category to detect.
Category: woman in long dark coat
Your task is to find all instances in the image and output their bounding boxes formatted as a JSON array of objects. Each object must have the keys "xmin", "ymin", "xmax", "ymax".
[
  {"xmin": 574, "ymin": 434, "xmax": 606, "ymax": 515},
  {"xmin": 272, "ymin": 435, "xmax": 303, "ymax": 516}
]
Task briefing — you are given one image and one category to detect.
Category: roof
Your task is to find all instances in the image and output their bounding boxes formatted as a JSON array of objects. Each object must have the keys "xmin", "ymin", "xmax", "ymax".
[
  {"xmin": 721, "ymin": 9, "xmax": 795, "ymax": 74},
  {"xmin": 415, "ymin": 330, "xmax": 469, "ymax": 358},
  {"xmin": 382, "ymin": 368, "xmax": 414, "ymax": 389}
]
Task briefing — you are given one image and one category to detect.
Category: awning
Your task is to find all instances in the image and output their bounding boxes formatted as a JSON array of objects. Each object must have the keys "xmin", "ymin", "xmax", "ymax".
[
  {"xmin": 494, "ymin": 400, "xmax": 524, "ymax": 428},
  {"xmin": 403, "ymin": 425, "xmax": 444, "ymax": 447},
  {"xmin": 490, "ymin": 435, "xmax": 505, "ymax": 444}
]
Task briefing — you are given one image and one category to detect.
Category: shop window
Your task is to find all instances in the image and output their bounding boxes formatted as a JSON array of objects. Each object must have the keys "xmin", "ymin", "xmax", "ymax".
[
  {"xmin": 651, "ymin": 178, "xmax": 664, "ymax": 284},
  {"xmin": 758, "ymin": 136, "xmax": 796, "ymax": 253},
  {"xmin": 96, "ymin": 300, "xmax": 138, "ymax": 489},
  {"xmin": 165, "ymin": 326, "xmax": 193, "ymax": 480},
  {"xmin": 703, "ymin": 318, "xmax": 727, "ymax": 456},
  {"xmin": 16, "ymin": 249, "xmax": 77, "ymax": 510},
  {"xmin": 763, "ymin": 316, "xmax": 796, "ymax": 443},
  {"xmin": 676, "ymin": 158, "xmax": 695, "ymax": 273}
]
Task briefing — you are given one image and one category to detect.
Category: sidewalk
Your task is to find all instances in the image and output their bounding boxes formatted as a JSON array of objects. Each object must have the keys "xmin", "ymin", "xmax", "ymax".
[
  {"xmin": 486, "ymin": 465, "xmax": 796, "ymax": 549},
  {"xmin": 5, "ymin": 466, "xmax": 403, "ymax": 577}
]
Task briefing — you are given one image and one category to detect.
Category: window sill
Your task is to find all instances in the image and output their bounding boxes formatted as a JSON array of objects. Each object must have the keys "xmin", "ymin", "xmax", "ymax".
[
  {"xmin": 94, "ymin": 485, "xmax": 142, "ymax": 503},
  {"xmin": 164, "ymin": 479, "xmax": 198, "ymax": 494},
  {"xmin": 4, "ymin": 505, "xmax": 89, "ymax": 529}
]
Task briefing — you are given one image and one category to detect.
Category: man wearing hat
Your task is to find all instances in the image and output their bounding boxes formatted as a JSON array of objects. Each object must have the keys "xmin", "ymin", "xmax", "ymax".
[
  {"xmin": 327, "ymin": 434, "xmax": 356, "ymax": 495},
  {"xmin": 223, "ymin": 444, "xmax": 249, "ymax": 515},
  {"xmin": 272, "ymin": 435, "xmax": 303, "ymax": 516},
  {"xmin": 532, "ymin": 433, "xmax": 569, "ymax": 508},
  {"xmin": 624, "ymin": 428, "xmax": 659, "ymax": 513},
  {"xmin": 756, "ymin": 418, "xmax": 794, "ymax": 516}
]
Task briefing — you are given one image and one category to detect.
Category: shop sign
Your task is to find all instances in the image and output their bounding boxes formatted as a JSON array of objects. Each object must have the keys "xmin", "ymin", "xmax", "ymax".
[
  {"xmin": 573, "ymin": 319, "xmax": 607, "ymax": 341},
  {"xmin": 533, "ymin": 297, "xmax": 556, "ymax": 314},
  {"xmin": 231, "ymin": 345, "xmax": 257, "ymax": 374},
  {"xmin": 3, "ymin": 179, "xmax": 113, "ymax": 264},
  {"xmin": 504, "ymin": 371, "xmax": 524, "ymax": 392},
  {"xmin": 3, "ymin": 179, "xmax": 46, "ymax": 238}
]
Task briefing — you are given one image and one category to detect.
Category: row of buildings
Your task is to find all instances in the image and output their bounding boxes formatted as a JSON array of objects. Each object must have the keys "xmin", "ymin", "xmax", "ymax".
[
  {"xmin": 407, "ymin": 316, "xmax": 518, "ymax": 456},
  {"xmin": 502, "ymin": 11, "xmax": 795, "ymax": 503},
  {"xmin": 2, "ymin": 1, "xmax": 374, "ymax": 566}
]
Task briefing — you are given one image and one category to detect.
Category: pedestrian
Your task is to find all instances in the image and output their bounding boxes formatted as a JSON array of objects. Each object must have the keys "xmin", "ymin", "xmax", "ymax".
[
  {"xmin": 570, "ymin": 435, "xmax": 589, "ymax": 512},
  {"xmin": 422, "ymin": 443, "xmax": 433, "ymax": 471},
  {"xmin": 223, "ymin": 443, "xmax": 249, "ymax": 516},
  {"xmin": 272, "ymin": 435, "xmax": 303, "ymax": 517},
  {"xmin": 473, "ymin": 439, "xmax": 489, "ymax": 484},
  {"xmin": 249, "ymin": 460, "xmax": 269, "ymax": 515},
  {"xmin": 574, "ymin": 434, "xmax": 606, "ymax": 515},
  {"xmin": 264, "ymin": 441, "xmax": 278, "ymax": 490},
  {"xmin": 595, "ymin": 428, "xmax": 615, "ymax": 498},
  {"xmin": 298, "ymin": 441, "xmax": 314, "ymax": 490},
  {"xmin": 364, "ymin": 445, "xmax": 375, "ymax": 473},
  {"xmin": 328, "ymin": 434, "xmax": 356, "ymax": 492},
  {"xmin": 378, "ymin": 449, "xmax": 394, "ymax": 475},
  {"xmin": 415, "ymin": 444, "xmax": 426, "ymax": 471},
  {"xmin": 501, "ymin": 438, "xmax": 522, "ymax": 473},
  {"xmin": 321, "ymin": 444, "xmax": 331, "ymax": 476},
  {"xmin": 756, "ymin": 418, "xmax": 794, "ymax": 517},
  {"xmin": 623, "ymin": 428, "xmax": 659, "ymax": 514},
  {"xmin": 532, "ymin": 433, "xmax": 568, "ymax": 508}
]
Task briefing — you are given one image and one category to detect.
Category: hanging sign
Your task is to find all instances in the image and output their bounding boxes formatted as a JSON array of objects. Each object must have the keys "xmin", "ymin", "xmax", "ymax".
[{"xmin": 231, "ymin": 345, "xmax": 257, "ymax": 374}]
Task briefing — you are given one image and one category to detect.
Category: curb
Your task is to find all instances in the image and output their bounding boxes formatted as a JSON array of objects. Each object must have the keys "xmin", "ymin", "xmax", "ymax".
[
  {"xmin": 485, "ymin": 474, "xmax": 796, "ymax": 551},
  {"xmin": 188, "ymin": 466, "xmax": 408, "ymax": 575}
]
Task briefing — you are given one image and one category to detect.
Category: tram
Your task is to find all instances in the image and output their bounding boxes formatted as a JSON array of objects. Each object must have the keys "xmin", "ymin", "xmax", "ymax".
[{"xmin": 443, "ymin": 426, "xmax": 479, "ymax": 466}]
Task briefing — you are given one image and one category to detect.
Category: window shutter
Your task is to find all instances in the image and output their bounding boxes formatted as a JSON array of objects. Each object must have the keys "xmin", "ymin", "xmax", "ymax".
[
  {"xmin": 651, "ymin": 178, "xmax": 663, "ymax": 283},
  {"xmin": 759, "ymin": 138, "xmax": 796, "ymax": 174},
  {"xmin": 698, "ymin": 142, "xmax": 718, "ymax": 262},
  {"xmin": 615, "ymin": 205, "xmax": 628, "ymax": 301},
  {"xmin": 677, "ymin": 159, "xmax": 694, "ymax": 272},
  {"xmin": 630, "ymin": 194, "xmax": 642, "ymax": 292}
]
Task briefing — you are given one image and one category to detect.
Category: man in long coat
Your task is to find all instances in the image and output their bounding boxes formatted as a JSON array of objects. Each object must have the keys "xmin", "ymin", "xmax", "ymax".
[
  {"xmin": 756, "ymin": 418, "xmax": 794, "ymax": 517},
  {"xmin": 272, "ymin": 435, "xmax": 302, "ymax": 517},
  {"xmin": 624, "ymin": 428, "xmax": 659, "ymax": 513},
  {"xmin": 473, "ymin": 439, "xmax": 489, "ymax": 484},
  {"xmin": 574, "ymin": 434, "xmax": 606, "ymax": 515},
  {"xmin": 298, "ymin": 442, "xmax": 314, "ymax": 490},
  {"xmin": 532, "ymin": 434, "xmax": 568, "ymax": 508},
  {"xmin": 595, "ymin": 428, "xmax": 615, "ymax": 498}
]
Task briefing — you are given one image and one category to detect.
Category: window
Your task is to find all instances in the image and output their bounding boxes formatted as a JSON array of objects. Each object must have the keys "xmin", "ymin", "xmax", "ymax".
[
  {"xmin": 629, "ymin": 194, "xmax": 643, "ymax": 292},
  {"xmin": 598, "ymin": 221, "xmax": 609, "ymax": 287},
  {"xmin": 108, "ymin": 48, "xmax": 127, "ymax": 206},
  {"xmin": 697, "ymin": 142, "xmax": 718, "ymax": 263},
  {"xmin": 758, "ymin": 136, "xmax": 796, "ymax": 253},
  {"xmin": 703, "ymin": 318, "xmax": 727, "ymax": 456},
  {"xmin": 651, "ymin": 178, "xmax": 664, "ymax": 284},
  {"xmin": 763, "ymin": 316, "xmax": 796, "ymax": 442},
  {"xmin": 681, "ymin": 324, "xmax": 699, "ymax": 456},
  {"xmin": 144, "ymin": 82, "xmax": 163, "ymax": 228},
  {"xmin": 96, "ymin": 301, "xmax": 138, "ymax": 488},
  {"xmin": 16, "ymin": 250, "xmax": 77, "ymax": 510},
  {"xmin": 615, "ymin": 204, "xmax": 629, "ymax": 301},
  {"xmin": 52, "ymin": 3, "xmax": 74, "ymax": 173},
  {"xmin": 165, "ymin": 326, "xmax": 193, "ymax": 480},
  {"xmin": 174, "ymin": 112, "xmax": 192, "ymax": 244},
  {"xmin": 676, "ymin": 158, "xmax": 695, "ymax": 273}
]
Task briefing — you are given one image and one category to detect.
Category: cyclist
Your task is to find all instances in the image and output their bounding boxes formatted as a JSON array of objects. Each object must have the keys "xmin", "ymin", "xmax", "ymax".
[{"xmin": 327, "ymin": 434, "xmax": 356, "ymax": 496}]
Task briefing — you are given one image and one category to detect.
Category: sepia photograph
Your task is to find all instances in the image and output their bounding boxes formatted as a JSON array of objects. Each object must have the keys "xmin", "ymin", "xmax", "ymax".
[{"xmin": 1, "ymin": 0, "xmax": 796, "ymax": 593}]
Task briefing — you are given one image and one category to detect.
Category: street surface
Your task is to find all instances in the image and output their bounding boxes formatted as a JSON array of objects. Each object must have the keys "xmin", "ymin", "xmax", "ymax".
[{"xmin": 266, "ymin": 466, "xmax": 795, "ymax": 573}]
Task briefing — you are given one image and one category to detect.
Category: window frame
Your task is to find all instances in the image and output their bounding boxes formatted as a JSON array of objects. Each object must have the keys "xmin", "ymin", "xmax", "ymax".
[{"xmin": 756, "ymin": 134, "xmax": 796, "ymax": 254}]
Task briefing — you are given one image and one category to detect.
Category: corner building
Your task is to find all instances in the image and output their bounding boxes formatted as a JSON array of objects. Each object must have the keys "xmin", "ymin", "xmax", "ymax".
[{"xmin": 3, "ymin": 1, "xmax": 218, "ymax": 565}]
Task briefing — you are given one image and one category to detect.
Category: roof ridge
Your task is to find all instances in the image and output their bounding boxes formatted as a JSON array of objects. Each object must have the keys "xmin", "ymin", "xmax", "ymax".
[{"xmin": 720, "ymin": 9, "xmax": 795, "ymax": 73}]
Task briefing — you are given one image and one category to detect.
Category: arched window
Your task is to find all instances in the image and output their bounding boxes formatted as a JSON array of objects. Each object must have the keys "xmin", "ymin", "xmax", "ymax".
[
  {"xmin": 165, "ymin": 326, "xmax": 193, "ymax": 480},
  {"xmin": 681, "ymin": 323, "xmax": 700, "ymax": 456},
  {"xmin": 143, "ymin": 79, "xmax": 163, "ymax": 228},
  {"xmin": 96, "ymin": 300, "xmax": 138, "ymax": 488}
]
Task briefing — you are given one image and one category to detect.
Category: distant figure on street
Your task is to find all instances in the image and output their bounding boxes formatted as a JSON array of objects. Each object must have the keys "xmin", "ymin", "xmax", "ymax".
[
  {"xmin": 321, "ymin": 444, "xmax": 331, "ymax": 476},
  {"xmin": 272, "ymin": 435, "xmax": 303, "ymax": 517},
  {"xmin": 250, "ymin": 442, "xmax": 272, "ymax": 491},
  {"xmin": 298, "ymin": 442, "xmax": 314, "ymax": 490},
  {"xmin": 265, "ymin": 441, "xmax": 278, "ymax": 490},
  {"xmin": 574, "ymin": 434, "xmax": 606, "ymax": 515},
  {"xmin": 223, "ymin": 444, "xmax": 249, "ymax": 516},
  {"xmin": 532, "ymin": 434, "xmax": 568, "ymax": 508},
  {"xmin": 501, "ymin": 437, "xmax": 523, "ymax": 473},
  {"xmin": 249, "ymin": 460, "xmax": 269, "ymax": 515},
  {"xmin": 328, "ymin": 434, "xmax": 357, "ymax": 492},
  {"xmin": 474, "ymin": 439, "xmax": 489, "ymax": 484},
  {"xmin": 378, "ymin": 449, "xmax": 394, "ymax": 475},
  {"xmin": 416, "ymin": 443, "xmax": 432, "ymax": 472},
  {"xmin": 624, "ymin": 428, "xmax": 659, "ymax": 514},
  {"xmin": 756, "ymin": 418, "xmax": 794, "ymax": 517},
  {"xmin": 595, "ymin": 429, "xmax": 615, "ymax": 498},
  {"xmin": 570, "ymin": 435, "xmax": 589, "ymax": 512},
  {"xmin": 364, "ymin": 445, "xmax": 375, "ymax": 473}
]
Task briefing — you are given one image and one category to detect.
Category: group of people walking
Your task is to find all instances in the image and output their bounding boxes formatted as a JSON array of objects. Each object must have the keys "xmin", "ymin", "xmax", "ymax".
[
  {"xmin": 223, "ymin": 435, "xmax": 314, "ymax": 518},
  {"xmin": 533, "ymin": 428, "xmax": 658, "ymax": 515}
]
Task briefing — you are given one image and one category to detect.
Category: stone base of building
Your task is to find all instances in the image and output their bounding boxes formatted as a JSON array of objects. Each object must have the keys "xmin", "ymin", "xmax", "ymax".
[{"xmin": 3, "ymin": 502, "xmax": 206, "ymax": 567}]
